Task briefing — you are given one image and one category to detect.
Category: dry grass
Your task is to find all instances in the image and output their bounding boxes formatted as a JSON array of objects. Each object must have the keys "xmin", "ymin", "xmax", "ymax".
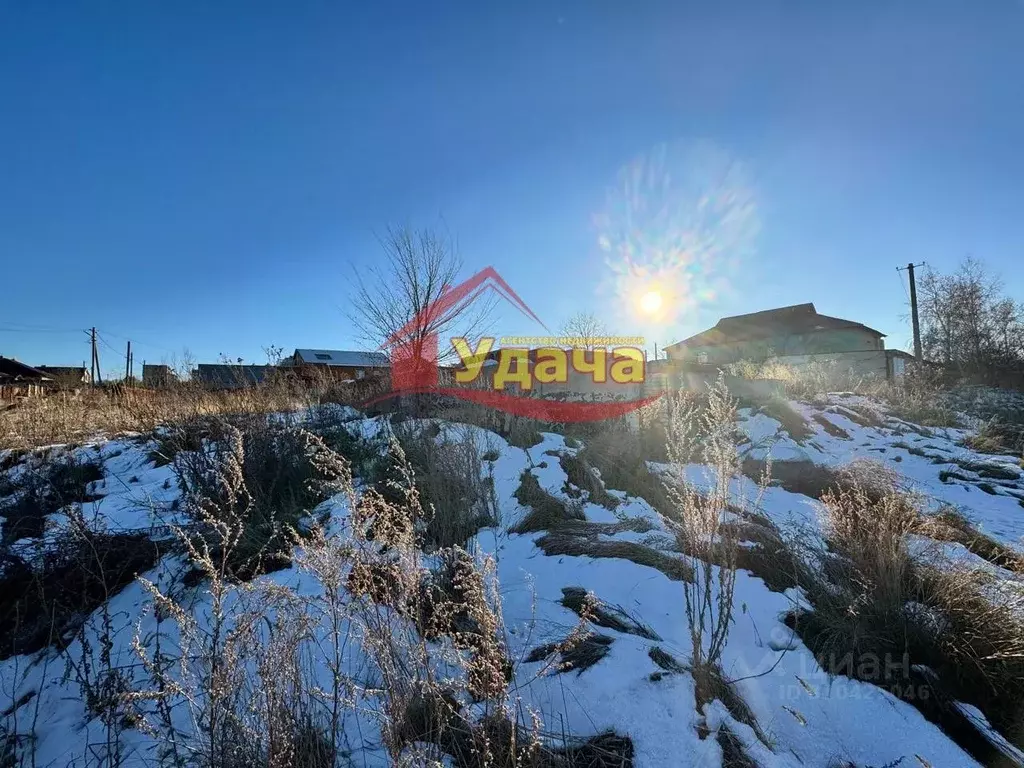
[
  {"xmin": 512, "ymin": 471, "xmax": 585, "ymax": 534},
  {"xmin": 0, "ymin": 378, "xmax": 347, "ymax": 452},
  {"xmin": 558, "ymin": 452, "xmax": 619, "ymax": 510},
  {"xmin": 559, "ymin": 587, "xmax": 660, "ymax": 640},
  {"xmin": 790, "ymin": 475, "xmax": 1024, "ymax": 763},
  {"xmin": 578, "ymin": 428, "xmax": 676, "ymax": 521},
  {"xmin": 0, "ymin": 451, "xmax": 104, "ymax": 543},
  {"xmin": 647, "ymin": 646, "xmax": 686, "ymax": 675},
  {"xmin": 172, "ymin": 417, "xmax": 349, "ymax": 580},
  {"xmin": 920, "ymin": 505, "xmax": 1024, "ymax": 573},
  {"xmin": 751, "ymin": 395, "xmax": 813, "ymax": 442},
  {"xmin": 534, "ymin": 532, "xmax": 692, "ymax": 582},
  {"xmin": 388, "ymin": 423, "xmax": 500, "ymax": 548},
  {"xmin": 962, "ymin": 419, "xmax": 1024, "ymax": 456},
  {"xmin": 525, "ymin": 633, "xmax": 614, "ymax": 676},
  {"xmin": 812, "ymin": 413, "xmax": 850, "ymax": 439}
]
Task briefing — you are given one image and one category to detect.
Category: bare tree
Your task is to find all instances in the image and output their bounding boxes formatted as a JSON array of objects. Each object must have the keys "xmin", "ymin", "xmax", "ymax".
[
  {"xmin": 560, "ymin": 311, "xmax": 607, "ymax": 349},
  {"xmin": 918, "ymin": 257, "xmax": 1024, "ymax": 373},
  {"xmin": 349, "ymin": 226, "xmax": 494, "ymax": 369}
]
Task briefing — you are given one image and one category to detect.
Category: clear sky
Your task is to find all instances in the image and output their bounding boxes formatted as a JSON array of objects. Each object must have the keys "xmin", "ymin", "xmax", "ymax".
[{"xmin": 2, "ymin": 1, "xmax": 1022, "ymax": 376}]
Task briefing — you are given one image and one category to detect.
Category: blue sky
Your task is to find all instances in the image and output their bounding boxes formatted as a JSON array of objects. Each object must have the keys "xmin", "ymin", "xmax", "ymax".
[{"xmin": 2, "ymin": 1, "xmax": 1022, "ymax": 376}]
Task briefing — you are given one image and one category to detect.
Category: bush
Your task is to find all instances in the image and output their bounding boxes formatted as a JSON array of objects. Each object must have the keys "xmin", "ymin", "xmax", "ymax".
[
  {"xmin": 173, "ymin": 418, "xmax": 349, "ymax": 579},
  {"xmin": 380, "ymin": 424, "xmax": 499, "ymax": 549}
]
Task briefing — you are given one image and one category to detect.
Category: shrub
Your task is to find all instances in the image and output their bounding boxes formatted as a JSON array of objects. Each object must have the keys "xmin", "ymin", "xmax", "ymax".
[
  {"xmin": 384, "ymin": 424, "xmax": 499, "ymax": 548},
  {"xmin": 173, "ymin": 418, "xmax": 349, "ymax": 579},
  {"xmin": 663, "ymin": 375, "xmax": 761, "ymax": 689}
]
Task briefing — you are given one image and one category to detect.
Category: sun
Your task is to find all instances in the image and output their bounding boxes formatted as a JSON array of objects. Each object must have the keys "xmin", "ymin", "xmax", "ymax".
[{"xmin": 639, "ymin": 290, "xmax": 663, "ymax": 315}]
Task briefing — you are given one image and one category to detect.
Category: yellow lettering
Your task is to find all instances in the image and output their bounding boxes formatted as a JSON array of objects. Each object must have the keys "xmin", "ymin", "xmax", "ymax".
[
  {"xmin": 571, "ymin": 348, "xmax": 607, "ymax": 382},
  {"xmin": 451, "ymin": 337, "xmax": 494, "ymax": 383},
  {"xmin": 493, "ymin": 348, "xmax": 532, "ymax": 390},
  {"xmin": 534, "ymin": 347, "xmax": 568, "ymax": 383},
  {"xmin": 610, "ymin": 347, "xmax": 645, "ymax": 383}
]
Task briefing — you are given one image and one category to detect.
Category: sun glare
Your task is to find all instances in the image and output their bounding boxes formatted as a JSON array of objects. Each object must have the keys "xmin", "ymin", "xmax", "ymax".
[{"xmin": 639, "ymin": 290, "xmax": 663, "ymax": 315}]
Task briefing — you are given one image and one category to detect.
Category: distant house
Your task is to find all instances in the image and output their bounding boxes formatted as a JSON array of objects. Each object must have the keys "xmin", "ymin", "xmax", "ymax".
[
  {"xmin": 36, "ymin": 366, "xmax": 91, "ymax": 389},
  {"xmin": 193, "ymin": 364, "xmax": 275, "ymax": 389},
  {"xmin": 142, "ymin": 364, "xmax": 176, "ymax": 388},
  {"xmin": 285, "ymin": 349, "xmax": 390, "ymax": 382},
  {"xmin": 664, "ymin": 303, "xmax": 909, "ymax": 380},
  {"xmin": 0, "ymin": 356, "xmax": 53, "ymax": 400}
]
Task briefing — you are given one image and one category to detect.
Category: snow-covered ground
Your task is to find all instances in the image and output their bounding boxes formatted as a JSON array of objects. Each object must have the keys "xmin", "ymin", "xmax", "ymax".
[{"xmin": 0, "ymin": 393, "xmax": 1022, "ymax": 767}]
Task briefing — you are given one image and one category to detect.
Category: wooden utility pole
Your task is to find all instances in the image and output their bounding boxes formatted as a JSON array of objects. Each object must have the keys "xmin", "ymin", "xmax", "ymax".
[
  {"xmin": 125, "ymin": 340, "xmax": 132, "ymax": 382},
  {"xmin": 90, "ymin": 328, "xmax": 97, "ymax": 386},
  {"xmin": 899, "ymin": 262, "xmax": 926, "ymax": 360}
]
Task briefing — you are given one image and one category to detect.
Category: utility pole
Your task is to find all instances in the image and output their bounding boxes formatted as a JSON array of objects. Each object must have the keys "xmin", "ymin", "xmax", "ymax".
[
  {"xmin": 90, "ymin": 328, "xmax": 97, "ymax": 386},
  {"xmin": 898, "ymin": 262, "xmax": 926, "ymax": 360},
  {"xmin": 125, "ymin": 340, "xmax": 132, "ymax": 382}
]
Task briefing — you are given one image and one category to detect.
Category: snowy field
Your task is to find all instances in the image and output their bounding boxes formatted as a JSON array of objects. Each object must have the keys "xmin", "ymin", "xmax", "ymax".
[{"xmin": 0, "ymin": 393, "xmax": 1022, "ymax": 767}]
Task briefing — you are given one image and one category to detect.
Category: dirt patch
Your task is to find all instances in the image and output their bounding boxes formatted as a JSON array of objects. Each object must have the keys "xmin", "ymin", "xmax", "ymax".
[{"xmin": 741, "ymin": 458, "xmax": 841, "ymax": 501}]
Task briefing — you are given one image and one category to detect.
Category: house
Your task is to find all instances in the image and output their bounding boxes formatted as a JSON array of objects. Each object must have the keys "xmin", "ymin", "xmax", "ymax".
[
  {"xmin": 193, "ymin": 364, "xmax": 275, "ymax": 389},
  {"xmin": 664, "ymin": 303, "xmax": 908, "ymax": 380},
  {"xmin": 0, "ymin": 356, "xmax": 53, "ymax": 401},
  {"xmin": 142, "ymin": 364, "xmax": 176, "ymax": 388},
  {"xmin": 35, "ymin": 365, "xmax": 91, "ymax": 389},
  {"xmin": 285, "ymin": 349, "xmax": 390, "ymax": 382}
]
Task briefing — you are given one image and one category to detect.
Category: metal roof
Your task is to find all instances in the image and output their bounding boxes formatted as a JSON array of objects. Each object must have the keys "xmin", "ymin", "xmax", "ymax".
[{"xmin": 292, "ymin": 349, "xmax": 390, "ymax": 367}]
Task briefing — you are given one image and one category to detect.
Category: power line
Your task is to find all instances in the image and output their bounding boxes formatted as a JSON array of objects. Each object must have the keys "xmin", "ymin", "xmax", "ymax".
[
  {"xmin": 96, "ymin": 328, "xmax": 177, "ymax": 354},
  {"xmin": 895, "ymin": 267, "xmax": 911, "ymax": 304},
  {"xmin": 96, "ymin": 334, "xmax": 122, "ymax": 356}
]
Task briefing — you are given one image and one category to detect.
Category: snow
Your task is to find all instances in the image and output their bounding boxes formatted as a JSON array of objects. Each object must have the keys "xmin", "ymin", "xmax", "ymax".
[{"xmin": 2, "ymin": 394, "xmax": 1022, "ymax": 767}]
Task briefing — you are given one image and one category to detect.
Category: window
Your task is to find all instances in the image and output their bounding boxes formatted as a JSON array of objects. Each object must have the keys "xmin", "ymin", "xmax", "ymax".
[
  {"xmin": 696, "ymin": 351, "xmax": 709, "ymax": 364},
  {"xmin": 314, "ymin": 353, "xmax": 331, "ymax": 361},
  {"xmin": 355, "ymin": 369, "xmax": 365, "ymax": 379}
]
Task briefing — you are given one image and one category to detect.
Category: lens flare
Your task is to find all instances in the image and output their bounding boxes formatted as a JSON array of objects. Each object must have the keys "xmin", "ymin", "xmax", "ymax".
[{"xmin": 593, "ymin": 140, "xmax": 760, "ymax": 336}]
